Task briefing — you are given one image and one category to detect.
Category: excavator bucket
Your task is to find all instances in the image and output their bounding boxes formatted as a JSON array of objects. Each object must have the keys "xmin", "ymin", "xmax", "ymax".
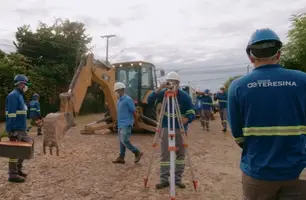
[{"xmin": 43, "ymin": 112, "xmax": 74, "ymax": 156}]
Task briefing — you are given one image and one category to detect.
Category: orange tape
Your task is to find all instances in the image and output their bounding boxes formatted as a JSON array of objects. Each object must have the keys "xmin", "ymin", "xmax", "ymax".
[{"xmin": 168, "ymin": 146, "xmax": 178, "ymax": 151}]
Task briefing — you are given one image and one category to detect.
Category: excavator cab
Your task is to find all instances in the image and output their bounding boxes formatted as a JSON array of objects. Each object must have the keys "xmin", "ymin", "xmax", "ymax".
[
  {"xmin": 114, "ymin": 62, "xmax": 156, "ymax": 104},
  {"xmin": 112, "ymin": 62, "xmax": 163, "ymax": 129}
]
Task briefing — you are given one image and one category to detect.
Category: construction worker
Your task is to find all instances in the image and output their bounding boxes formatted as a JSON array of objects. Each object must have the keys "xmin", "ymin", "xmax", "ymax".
[
  {"xmin": 200, "ymin": 89, "xmax": 213, "ymax": 131},
  {"xmin": 228, "ymin": 28, "xmax": 306, "ymax": 199},
  {"xmin": 28, "ymin": 93, "xmax": 42, "ymax": 135},
  {"xmin": 147, "ymin": 71, "xmax": 196, "ymax": 189},
  {"xmin": 5, "ymin": 74, "xmax": 34, "ymax": 183},
  {"xmin": 112, "ymin": 82, "xmax": 143, "ymax": 164},
  {"xmin": 214, "ymin": 85, "xmax": 228, "ymax": 132}
]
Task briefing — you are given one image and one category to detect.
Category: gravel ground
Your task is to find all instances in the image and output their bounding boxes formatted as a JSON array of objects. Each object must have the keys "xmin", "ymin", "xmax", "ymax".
[{"xmin": 1, "ymin": 113, "xmax": 302, "ymax": 200}]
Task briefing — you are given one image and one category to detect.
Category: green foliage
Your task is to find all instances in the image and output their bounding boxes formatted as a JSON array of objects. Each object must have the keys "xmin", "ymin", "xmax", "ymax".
[
  {"xmin": 224, "ymin": 75, "xmax": 242, "ymax": 90},
  {"xmin": 281, "ymin": 13, "xmax": 306, "ymax": 71},
  {"xmin": 0, "ymin": 18, "xmax": 104, "ymax": 121}
]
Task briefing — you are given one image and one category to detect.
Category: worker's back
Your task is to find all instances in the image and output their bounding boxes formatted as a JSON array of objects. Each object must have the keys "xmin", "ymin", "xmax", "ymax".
[{"xmin": 231, "ymin": 63, "xmax": 306, "ymax": 181}]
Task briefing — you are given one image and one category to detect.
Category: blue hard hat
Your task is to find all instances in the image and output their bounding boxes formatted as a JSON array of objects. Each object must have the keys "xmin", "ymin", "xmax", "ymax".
[
  {"xmin": 32, "ymin": 93, "xmax": 39, "ymax": 98},
  {"xmin": 14, "ymin": 74, "xmax": 30, "ymax": 86},
  {"xmin": 204, "ymin": 89, "xmax": 210, "ymax": 93},
  {"xmin": 246, "ymin": 28, "xmax": 282, "ymax": 55}
]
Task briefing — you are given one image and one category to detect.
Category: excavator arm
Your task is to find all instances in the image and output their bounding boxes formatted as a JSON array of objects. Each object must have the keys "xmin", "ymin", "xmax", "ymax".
[{"xmin": 43, "ymin": 53, "xmax": 117, "ymax": 155}]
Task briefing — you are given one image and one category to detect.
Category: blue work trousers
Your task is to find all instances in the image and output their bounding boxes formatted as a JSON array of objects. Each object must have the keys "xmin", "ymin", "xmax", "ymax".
[{"xmin": 118, "ymin": 126, "xmax": 139, "ymax": 157}]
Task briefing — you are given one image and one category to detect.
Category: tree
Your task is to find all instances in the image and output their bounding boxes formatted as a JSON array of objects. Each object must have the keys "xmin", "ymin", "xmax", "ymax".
[
  {"xmin": 0, "ymin": 18, "xmax": 105, "ymax": 121},
  {"xmin": 14, "ymin": 18, "xmax": 92, "ymax": 84},
  {"xmin": 224, "ymin": 75, "xmax": 242, "ymax": 90},
  {"xmin": 281, "ymin": 13, "xmax": 306, "ymax": 71}
]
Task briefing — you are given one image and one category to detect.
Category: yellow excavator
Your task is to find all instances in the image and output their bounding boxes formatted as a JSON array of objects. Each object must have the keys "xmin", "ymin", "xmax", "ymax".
[{"xmin": 42, "ymin": 53, "xmax": 165, "ymax": 155}]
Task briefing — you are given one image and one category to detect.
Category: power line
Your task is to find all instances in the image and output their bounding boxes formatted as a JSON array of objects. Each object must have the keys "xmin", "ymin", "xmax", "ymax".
[{"xmin": 163, "ymin": 62, "xmax": 250, "ymax": 71}]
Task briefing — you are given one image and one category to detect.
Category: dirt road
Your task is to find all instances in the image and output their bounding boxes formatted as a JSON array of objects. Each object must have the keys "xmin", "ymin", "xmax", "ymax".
[{"xmin": 0, "ymin": 114, "xmax": 244, "ymax": 200}]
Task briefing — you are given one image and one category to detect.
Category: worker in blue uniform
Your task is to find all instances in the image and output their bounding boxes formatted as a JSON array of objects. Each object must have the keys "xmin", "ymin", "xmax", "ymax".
[
  {"xmin": 200, "ymin": 89, "xmax": 213, "ymax": 131},
  {"xmin": 228, "ymin": 28, "xmax": 306, "ymax": 199},
  {"xmin": 214, "ymin": 85, "xmax": 228, "ymax": 132},
  {"xmin": 5, "ymin": 74, "xmax": 34, "ymax": 183},
  {"xmin": 28, "ymin": 93, "xmax": 42, "ymax": 135},
  {"xmin": 112, "ymin": 82, "xmax": 143, "ymax": 164},
  {"xmin": 147, "ymin": 71, "xmax": 196, "ymax": 189}
]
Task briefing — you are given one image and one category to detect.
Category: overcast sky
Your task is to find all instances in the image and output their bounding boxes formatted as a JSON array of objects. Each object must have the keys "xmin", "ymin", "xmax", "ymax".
[{"xmin": 0, "ymin": 0, "xmax": 305, "ymax": 91}]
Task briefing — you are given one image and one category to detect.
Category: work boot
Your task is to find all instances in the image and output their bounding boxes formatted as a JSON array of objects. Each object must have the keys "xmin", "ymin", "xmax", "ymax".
[
  {"xmin": 176, "ymin": 182, "xmax": 186, "ymax": 188},
  {"xmin": 155, "ymin": 182, "xmax": 169, "ymax": 189},
  {"xmin": 8, "ymin": 175, "xmax": 25, "ymax": 183},
  {"xmin": 18, "ymin": 170, "xmax": 27, "ymax": 178},
  {"xmin": 112, "ymin": 156, "xmax": 125, "ymax": 164},
  {"xmin": 134, "ymin": 151, "xmax": 143, "ymax": 163},
  {"xmin": 222, "ymin": 128, "xmax": 227, "ymax": 132},
  {"xmin": 206, "ymin": 128, "xmax": 209, "ymax": 131}
]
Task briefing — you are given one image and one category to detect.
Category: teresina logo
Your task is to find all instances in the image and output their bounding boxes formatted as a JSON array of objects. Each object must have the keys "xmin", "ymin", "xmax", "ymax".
[{"xmin": 247, "ymin": 80, "xmax": 297, "ymax": 88}]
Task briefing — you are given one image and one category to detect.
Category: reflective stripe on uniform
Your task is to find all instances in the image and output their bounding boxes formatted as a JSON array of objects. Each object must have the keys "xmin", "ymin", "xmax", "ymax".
[
  {"xmin": 30, "ymin": 108, "xmax": 37, "ymax": 111},
  {"xmin": 202, "ymin": 102, "xmax": 212, "ymax": 105},
  {"xmin": 9, "ymin": 158, "xmax": 18, "ymax": 163},
  {"xmin": 175, "ymin": 160, "xmax": 185, "ymax": 165},
  {"xmin": 185, "ymin": 109, "xmax": 195, "ymax": 115},
  {"xmin": 160, "ymin": 161, "xmax": 169, "ymax": 166},
  {"xmin": 164, "ymin": 112, "xmax": 178, "ymax": 118},
  {"xmin": 160, "ymin": 160, "xmax": 185, "ymax": 166},
  {"xmin": 243, "ymin": 126, "xmax": 306, "ymax": 136},
  {"xmin": 235, "ymin": 137, "xmax": 244, "ymax": 143},
  {"xmin": 5, "ymin": 110, "xmax": 27, "ymax": 118},
  {"xmin": 219, "ymin": 100, "xmax": 227, "ymax": 103}
]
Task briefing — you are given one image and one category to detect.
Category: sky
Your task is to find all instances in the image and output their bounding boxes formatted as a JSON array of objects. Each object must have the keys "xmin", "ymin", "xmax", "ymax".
[{"xmin": 0, "ymin": 0, "xmax": 305, "ymax": 91}]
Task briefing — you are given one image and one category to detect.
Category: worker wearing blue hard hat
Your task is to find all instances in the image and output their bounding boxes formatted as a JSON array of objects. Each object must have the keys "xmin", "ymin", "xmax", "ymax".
[
  {"xmin": 228, "ymin": 28, "xmax": 306, "ymax": 199},
  {"xmin": 214, "ymin": 85, "xmax": 228, "ymax": 132},
  {"xmin": 199, "ymin": 89, "xmax": 213, "ymax": 131},
  {"xmin": 5, "ymin": 74, "xmax": 34, "ymax": 183},
  {"xmin": 28, "ymin": 93, "xmax": 43, "ymax": 136}
]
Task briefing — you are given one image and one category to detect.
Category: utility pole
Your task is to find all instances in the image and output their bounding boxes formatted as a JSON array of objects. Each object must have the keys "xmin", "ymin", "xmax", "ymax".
[
  {"xmin": 247, "ymin": 64, "xmax": 250, "ymax": 74},
  {"xmin": 100, "ymin": 34, "xmax": 116, "ymax": 63}
]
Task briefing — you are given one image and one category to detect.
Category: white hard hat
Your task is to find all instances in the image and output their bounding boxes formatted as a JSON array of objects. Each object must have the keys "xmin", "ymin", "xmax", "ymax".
[
  {"xmin": 114, "ymin": 82, "xmax": 126, "ymax": 91},
  {"xmin": 166, "ymin": 71, "xmax": 180, "ymax": 81},
  {"xmin": 220, "ymin": 85, "xmax": 225, "ymax": 89}
]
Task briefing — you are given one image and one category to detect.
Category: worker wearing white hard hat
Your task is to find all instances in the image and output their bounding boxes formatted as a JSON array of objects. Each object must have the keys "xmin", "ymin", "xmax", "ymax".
[
  {"xmin": 112, "ymin": 82, "xmax": 143, "ymax": 164},
  {"xmin": 147, "ymin": 71, "xmax": 196, "ymax": 189}
]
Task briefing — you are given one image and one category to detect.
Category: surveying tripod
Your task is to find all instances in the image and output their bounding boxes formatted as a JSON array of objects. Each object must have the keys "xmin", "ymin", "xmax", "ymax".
[{"xmin": 144, "ymin": 87, "xmax": 197, "ymax": 200}]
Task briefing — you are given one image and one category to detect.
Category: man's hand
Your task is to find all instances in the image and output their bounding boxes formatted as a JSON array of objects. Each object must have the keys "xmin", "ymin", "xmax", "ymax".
[
  {"xmin": 156, "ymin": 82, "xmax": 167, "ymax": 93},
  {"xmin": 181, "ymin": 117, "xmax": 189, "ymax": 124}
]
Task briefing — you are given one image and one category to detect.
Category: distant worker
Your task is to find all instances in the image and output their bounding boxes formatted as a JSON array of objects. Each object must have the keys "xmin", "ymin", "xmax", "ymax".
[
  {"xmin": 200, "ymin": 89, "xmax": 213, "ymax": 131},
  {"xmin": 5, "ymin": 74, "xmax": 34, "ymax": 183},
  {"xmin": 147, "ymin": 71, "xmax": 196, "ymax": 189},
  {"xmin": 214, "ymin": 85, "xmax": 228, "ymax": 132},
  {"xmin": 28, "ymin": 93, "xmax": 42, "ymax": 135},
  {"xmin": 112, "ymin": 82, "xmax": 143, "ymax": 164},
  {"xmin": 228, "ymin": 28, "xmax": 306, "ymax": 199}
]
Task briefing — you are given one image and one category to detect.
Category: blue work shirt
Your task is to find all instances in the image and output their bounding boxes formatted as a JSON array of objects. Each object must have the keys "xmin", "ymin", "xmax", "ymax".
[
  {"xmin": 5, "ymin": 88, "xmax": 28, "ymax": 132},
  {"xmin": 147, "ymin": 89, "xmax": 196, "ymax": 130},
  {"xmin": 215, "ymin": 92, "xmax": 228, "ymax": 109},
  {"xmin": 117, "ymin": 95, "xmax": 136, "ymax": 128},
  {"xmin": 28, "ymin": 100, "xmax": 41, "ymax": 118},
  {"xmin": 228, "ymin": 64, "xmax": 306, "ymax": 181},
  {"xmin": 200, "ymin": 95, "xmax": 213, "ymax": 110}
]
